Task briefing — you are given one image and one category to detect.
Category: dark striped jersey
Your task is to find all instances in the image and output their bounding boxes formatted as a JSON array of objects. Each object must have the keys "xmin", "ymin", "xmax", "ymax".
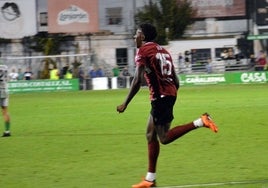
[
  {"xmin": 135, "ymin": 42, "xmax": 177, "ymax": 100},
  {"xmin": 0, "ymin": 65, "xmax": 8, "ymax": 98}
]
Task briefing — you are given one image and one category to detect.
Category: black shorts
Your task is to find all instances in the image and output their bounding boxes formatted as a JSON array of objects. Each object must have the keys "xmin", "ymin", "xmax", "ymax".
[{"xmin": 150, "ymin": 96, "xmax": 176, "ymax": 125}]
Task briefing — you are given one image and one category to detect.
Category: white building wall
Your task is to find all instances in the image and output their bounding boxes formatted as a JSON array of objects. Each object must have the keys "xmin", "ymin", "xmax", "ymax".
[
  {"xmin": 89, "ymin": 36, "xmax": 238, "ymax": 74},
  {"xmin": 90, "ymin": 34, "xmax": 134, "ymax": 67},
  {"xmin": 1, "ymin": 0, "xmax": 251, "ymax": 75},
  {"xmin": 186, "ymin": 19, "xmax": 248, "ymax": 36},
  {"xmin": 98, "ymin": 0, "xmax": 148, "ymax": 34}
]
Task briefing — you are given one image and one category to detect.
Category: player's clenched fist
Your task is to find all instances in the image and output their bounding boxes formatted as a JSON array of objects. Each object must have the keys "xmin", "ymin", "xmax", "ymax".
[{"xmin": 116, "ymin": 104, "xmax": 127, "ymax": 113}]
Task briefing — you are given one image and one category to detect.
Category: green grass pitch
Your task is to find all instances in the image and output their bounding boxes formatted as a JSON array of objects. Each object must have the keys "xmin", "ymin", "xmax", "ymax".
[{"xmin": 0, "ymin": 84, "xmax": 268, "ymax": 188}]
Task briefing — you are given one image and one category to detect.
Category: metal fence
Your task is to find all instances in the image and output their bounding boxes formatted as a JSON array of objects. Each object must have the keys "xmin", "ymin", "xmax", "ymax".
[{"xmin": 177, "ymin": 58, "xmax": 256, "ymax": 74}]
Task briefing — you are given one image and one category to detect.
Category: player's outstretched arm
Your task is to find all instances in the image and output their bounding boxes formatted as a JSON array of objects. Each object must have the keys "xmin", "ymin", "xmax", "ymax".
[
  {"xmin": 116, "ymin": 65, "xmax": 144, "ymax": 113},
  {"xmin": 172, "ymin": 68, "xmax": 180, "ymax": 90}
]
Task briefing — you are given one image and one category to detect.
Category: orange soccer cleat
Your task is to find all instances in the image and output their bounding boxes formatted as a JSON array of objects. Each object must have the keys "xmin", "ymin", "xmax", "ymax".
[
  {"xmin": 201, "ymin": 113, "xmax": 218, "ymax": 133},
  {"xmin": 132, "ymin": 177, "xmax": 156, "ymax": 188}
]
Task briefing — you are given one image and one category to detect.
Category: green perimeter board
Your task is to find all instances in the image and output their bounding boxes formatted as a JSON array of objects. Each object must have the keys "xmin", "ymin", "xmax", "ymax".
[
  {"xmin": 179, "ymin": 71, "xmax": 268, "ymax": 86},
  {"xmin": 8, "ymin": 79, "xmax": 79, "ymax": 93}
]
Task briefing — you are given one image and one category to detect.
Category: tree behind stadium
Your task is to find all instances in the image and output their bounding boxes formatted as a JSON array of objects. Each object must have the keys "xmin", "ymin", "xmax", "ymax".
[{"xmin": 135, "ymin": 0, "xmax": 196, "ymax": 45}]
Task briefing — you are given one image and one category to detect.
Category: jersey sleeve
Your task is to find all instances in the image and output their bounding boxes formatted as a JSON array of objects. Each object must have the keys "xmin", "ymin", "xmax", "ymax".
[{"xmin": 135, "ymin": 49, "xmax": 146, "ymax": 67}]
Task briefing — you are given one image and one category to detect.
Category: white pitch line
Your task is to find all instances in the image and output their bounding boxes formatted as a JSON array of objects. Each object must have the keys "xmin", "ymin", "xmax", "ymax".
[{"xmin": 156, "ymin": 180, "xmax": 268, "ymax": 188}]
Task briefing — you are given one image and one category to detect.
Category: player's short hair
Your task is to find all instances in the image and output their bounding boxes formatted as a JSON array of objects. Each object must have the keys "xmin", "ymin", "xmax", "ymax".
[{"xmin": 139, "ymin": 23, "xmax": 157, "ymax": 42}]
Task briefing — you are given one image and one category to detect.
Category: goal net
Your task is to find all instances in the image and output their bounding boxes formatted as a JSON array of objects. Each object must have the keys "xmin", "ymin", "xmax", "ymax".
[{"xmin": 0, "ymin": 53, "xmax": 91, "ymax": 80}]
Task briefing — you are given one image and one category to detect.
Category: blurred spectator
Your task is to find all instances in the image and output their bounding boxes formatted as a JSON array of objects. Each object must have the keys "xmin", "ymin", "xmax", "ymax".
[
  {"xmin": 96, "ymin": 67, "xmax": 105, "ymax": 77},
  {"xmin": 206, "ymin": 58, "xmax": 212, "ymax": 73},
  {"xmin": 9, "ymin": 68, "xmax": 18, "ymax": 81},
  {"xmin": 120, "ymin": 66, "xmax": 131, "ymax": 77},
  {"xmin": 227, "ymin": 48, "xmax": 235, "ymax": 59},
  {"xmin": 49, "ymin": 64, "xmax": 59, "ymax": 80},
  {"xmin": 78, "ymin": 67, "xmax": 85, "ymax": 90},
  {"xmin": 255, "ymin": 50, "xmax": 267, "ymax": 71},
  {"xmin": 89, "ymin": 66, "xmax": 97, "ymax": 78},
  {"xmin": 17, "ymin": 68, "xmax": 24, "ymax": 80},
  {"xmin": 112, "ymin": 65, "xmax": 120, "ymax": 77},
  {"xmin": 249, "ymin": 54, "xmax": 255, "ymax": 68},
  {"xmin": 61, "ymin": 63, "xmax": 70, "ymax": 79},
  {"xmin": 65, "ymin": 69, "xmax": 73, "ymax": 79},
  {"xmin": 234, "ymin": 45, "xmax": 241, "ymax": 60},
  {"xmin": 24, "ymin": 68, "xmax": 33, "ymax": 80},
  {"xmin": 61, "ymin": 63, "xmax": 73, "ymax": 79},
  {"xmin": 178, "ymin": 52, "xmax": 184, "ymax": 66},
  {"xmin": 88, "ymin": 66, "xmax": 104, "ymax": 78},
  {"xmin": 184, "ymin": 50, "xmax": 191, "ymax": 64},
  {"xmin": 220, "ymin": 49, "xmax": 228, "ymax": 60}
]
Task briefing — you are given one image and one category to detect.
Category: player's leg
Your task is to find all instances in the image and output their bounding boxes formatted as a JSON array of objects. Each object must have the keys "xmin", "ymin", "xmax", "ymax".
[
  {"xmin": 155, "ymin": 120, "xmax": 196, "ymax": 145},
  {"xmin": 132, "ymin": 115, "xmax": 158, "ymax": 188},
  {"xmin": 150, "ymin": 96, "xmax": 197, "ymax": 145},
  {"xmin": 2, "ymin": 98, "xmax": 11, "ymax": 137},
  {"xmin": 155, "ymin": 113, "xmax": 218, "ymax": 145},
  {"xmin": 145, "ymin": 115, "xmax": 159, "ymax": 181},
  {"xmin": 153, "ymin": 96, "xmax": 218, "ymax": 144}
]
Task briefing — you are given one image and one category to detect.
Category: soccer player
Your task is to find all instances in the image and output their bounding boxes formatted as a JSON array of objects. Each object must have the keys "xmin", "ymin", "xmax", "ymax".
[
  {"xmin": 0, "ymin": 65, "xmax": 11, "ymax": 137},
  {"xmin": 116, "ymin": 23, "xmax": 218, "ymax": 188}
]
